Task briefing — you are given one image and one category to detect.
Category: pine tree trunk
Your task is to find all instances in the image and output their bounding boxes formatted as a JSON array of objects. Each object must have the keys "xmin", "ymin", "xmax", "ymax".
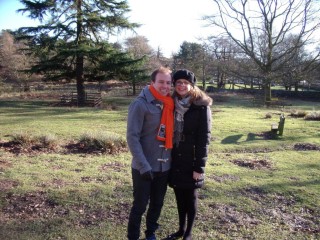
[{"xmin": 76, "ymin": 55, "xmax": 85, "ymax": 106}]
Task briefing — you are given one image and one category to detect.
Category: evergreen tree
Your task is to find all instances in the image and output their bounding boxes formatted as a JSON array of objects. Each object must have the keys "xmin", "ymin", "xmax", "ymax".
[
  {"xmin": 173, "ymin": 41, "xmax": 208, "ymax": 86},
  {"xmin": 16, "ymin": 0, "xmax": 139, "ymax": 105}
]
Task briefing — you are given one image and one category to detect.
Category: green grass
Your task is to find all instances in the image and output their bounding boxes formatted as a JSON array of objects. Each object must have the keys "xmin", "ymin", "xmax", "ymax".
[
  {"xmin": 0, "ymin": 92, "xmax": 319, "ymax": 239},
  {"xmin": 0, "ymin": 98, "xmax": 131, "ymax": 141}
]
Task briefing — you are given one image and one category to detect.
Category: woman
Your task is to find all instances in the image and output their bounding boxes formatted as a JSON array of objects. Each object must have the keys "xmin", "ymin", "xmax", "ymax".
[{"xmin": 165, "ymin": 69, "xmax": 212, "ymax": 240}]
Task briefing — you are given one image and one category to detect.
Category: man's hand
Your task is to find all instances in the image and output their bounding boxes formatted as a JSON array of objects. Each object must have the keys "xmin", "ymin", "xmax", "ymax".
[{"xmin": 141, "ymin": 170, "xmax": 154, "ymax": 181}]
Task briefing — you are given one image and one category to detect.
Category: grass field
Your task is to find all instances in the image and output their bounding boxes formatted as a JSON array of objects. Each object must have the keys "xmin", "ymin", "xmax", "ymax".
[{"xmin": 0, "ymin": 91, "xmax": 319, "ymax": 240}]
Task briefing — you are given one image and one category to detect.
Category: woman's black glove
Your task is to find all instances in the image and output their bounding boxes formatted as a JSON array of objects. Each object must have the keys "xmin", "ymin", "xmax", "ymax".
[{"xmin": 141, "ymin": 170, "xmax": 154, "ymax": 181}]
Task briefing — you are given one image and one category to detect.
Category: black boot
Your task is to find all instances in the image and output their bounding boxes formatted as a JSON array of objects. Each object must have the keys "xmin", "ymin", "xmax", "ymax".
[{"xmin": 162, "ymin": 230, "xmax": 184, "ymax": 240}]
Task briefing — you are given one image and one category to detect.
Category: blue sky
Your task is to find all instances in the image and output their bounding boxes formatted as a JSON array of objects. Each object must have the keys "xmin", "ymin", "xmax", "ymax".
[{"xmin": 0, "ymin": 0, "xmax": 215, "ymax": 57}]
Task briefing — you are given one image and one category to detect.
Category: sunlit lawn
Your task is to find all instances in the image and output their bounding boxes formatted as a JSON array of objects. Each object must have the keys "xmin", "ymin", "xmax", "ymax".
[{"xmin": 0, "ymin": 91, "xmax": 319, "ymax": 239}]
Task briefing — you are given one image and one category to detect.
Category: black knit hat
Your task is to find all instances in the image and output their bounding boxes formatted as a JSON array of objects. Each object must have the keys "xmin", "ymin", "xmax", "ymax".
[{"xmin": 173, "ymin": 69, "xmax": 197, "ymax": 86}]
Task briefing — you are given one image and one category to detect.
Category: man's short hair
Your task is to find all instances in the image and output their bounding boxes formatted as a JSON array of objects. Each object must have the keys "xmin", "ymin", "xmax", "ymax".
[{"xmin": 151, "ymin": 66, "xmax": 172, "ymax": 82}]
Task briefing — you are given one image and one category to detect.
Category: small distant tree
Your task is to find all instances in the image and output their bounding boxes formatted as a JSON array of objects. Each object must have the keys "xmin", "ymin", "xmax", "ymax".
[
  {"xmin": 173, "ymin": 41, "xmax": 209, "ymax": 88},
  {"xmin": 123, "ymin": 35, "xmax": 161, "ymax": 94},
  {"xmin": 16, "ymin": 0, "xmax": 139, "ymax": 105},
  {"xmin": 124, "ymin": 35, "xmax": 173, "ymax": 75},
  {"xmin": 173, "ymin": 42, "xmax": 203, "ymax": 71},
  {"xmin": 206, "ymin": 36, "xmax": 241, "ymax": 89},
  {"xmin": 125, "ymin": 36, "xmax": 153, "ymax": 58},
  {"xmin": 276, "ymin": 35, "xmax": 320, "ymax": 92}
]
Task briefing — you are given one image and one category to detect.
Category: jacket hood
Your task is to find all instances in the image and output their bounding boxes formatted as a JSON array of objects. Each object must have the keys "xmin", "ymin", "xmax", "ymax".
[
  {"xmin": 193, "ymin": 93, "xmax": 212, "ymax": 107},
  {"xmin": 138, "ymin": 85, "xmax": 155, "ymax": 103}
]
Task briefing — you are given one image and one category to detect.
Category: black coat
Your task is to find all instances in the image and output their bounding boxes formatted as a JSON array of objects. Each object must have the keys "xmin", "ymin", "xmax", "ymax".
[{"xmin": 169, "ymin": 102, "xmax": 212, "ymax": 189}]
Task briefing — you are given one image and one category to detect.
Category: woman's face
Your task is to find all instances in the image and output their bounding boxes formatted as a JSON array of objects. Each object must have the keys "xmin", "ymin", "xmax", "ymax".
[{"xmin": 175, "ymin": 79, "xmax": 192, "ymax": 97}]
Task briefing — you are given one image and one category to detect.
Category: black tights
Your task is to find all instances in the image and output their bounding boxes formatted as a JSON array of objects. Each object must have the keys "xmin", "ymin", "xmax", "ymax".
[{"xmin": 173, "ymin": 188, "xmax": 198, "ymax": 238}]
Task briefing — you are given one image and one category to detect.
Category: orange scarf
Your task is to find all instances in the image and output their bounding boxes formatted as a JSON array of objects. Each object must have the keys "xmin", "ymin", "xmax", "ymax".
[{"xmin": 149, "ymin": 85, "xmax": 174, "ymax": 149}]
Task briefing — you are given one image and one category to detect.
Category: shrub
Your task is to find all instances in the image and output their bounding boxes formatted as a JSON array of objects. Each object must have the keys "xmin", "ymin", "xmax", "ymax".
[
  {"xmin": 265, "ymin": 112, "xmax": 272, "ymax": 119},
  {"xmin": 11, "ymin": 132, "xmax": 60, "ymax": 150},
  {"xmin": 37, "ymin": 134, "xmax": 59, "ymax": 150},
  {"xmin": 79, "ymin": 131, "xmax": 127, "ymax": 154},
  {"xmin": 11, "ymin": 131, "xmax": 35, "ymax": 147},
  {"xmin": 104, "ymin": 103, "xmax": 119, "ymax": 110},
  {"xmin": 304, "ymin": 111, "xmax": 320, "ymax": 121},
  {"xmin": 289, "ymin": 109, "xmax": 307, "ymax": 118}
]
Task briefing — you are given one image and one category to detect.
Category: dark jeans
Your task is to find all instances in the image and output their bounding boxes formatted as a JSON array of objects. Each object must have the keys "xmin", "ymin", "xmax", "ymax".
[{"xmin": 127, "ymin": 168, "xmax": 169, "ymax": 240}]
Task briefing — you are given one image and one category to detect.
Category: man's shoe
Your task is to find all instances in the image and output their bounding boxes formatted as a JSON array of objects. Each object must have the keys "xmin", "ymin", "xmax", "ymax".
[
  {"xmin": 182, "ymin": 235, "xmax": 191, "ymax": 240},
  {"xmin": 145, "ymin": 234, "xmax": 156, "ymax": 240},
  {"xmin": 162, "ymin": 231, "xmax": 184, "ymax": 240},
  {"xmin": 182, "ymin": 233, "xmax": 192, "ymax": 240}
]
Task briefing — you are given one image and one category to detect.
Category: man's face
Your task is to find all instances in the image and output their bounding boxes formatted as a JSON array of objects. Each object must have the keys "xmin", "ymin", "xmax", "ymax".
[{"xmin": 151, "ymin": 72, "xmax": 172, "ymax": 96}]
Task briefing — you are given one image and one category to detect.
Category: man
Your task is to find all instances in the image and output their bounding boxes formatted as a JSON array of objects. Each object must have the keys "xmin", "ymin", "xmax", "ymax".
[{"xmin": 126, "ymin": 66, "xmax": 174, "ymax": 240}]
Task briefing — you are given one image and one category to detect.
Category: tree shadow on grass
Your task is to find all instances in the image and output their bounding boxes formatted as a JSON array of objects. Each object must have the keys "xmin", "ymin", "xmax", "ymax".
[
  {"xmin": 221, "ymin": 132, "xmax": 281, "ymax": 145},
  {"xmin": 221, "ymin": 134, "xmax": 243, "ymax": 144},
  {"xmin": 245, "ymin": 132, "xmax": 274, "ymax": 141}
]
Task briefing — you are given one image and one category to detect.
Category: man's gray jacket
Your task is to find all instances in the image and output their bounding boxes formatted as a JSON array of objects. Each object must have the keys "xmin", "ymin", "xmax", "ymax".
[{"xmin": 126, "ymin": 86, "xmax": 172, "ymax": 174}]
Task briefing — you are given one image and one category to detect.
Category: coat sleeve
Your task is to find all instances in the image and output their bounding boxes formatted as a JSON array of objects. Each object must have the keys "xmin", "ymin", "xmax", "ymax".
[
  {"xmin": 194, "ymin": 106, "xmax": 212, "ymax": 173},
  {"xmin": 126, "ymin": 99, "xmax": 152, "ymax": 174}
]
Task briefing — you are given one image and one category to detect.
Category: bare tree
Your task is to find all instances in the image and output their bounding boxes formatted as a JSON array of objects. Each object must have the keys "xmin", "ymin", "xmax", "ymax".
[
  {"xmin": 206, "ymin": 36, "xmax": 241, "ymax": 89},
  {"xmin": 203, "ymin": 0, "xmax": 320, "ymax": 104},
  {"xmin": 0, "ymin": 31, "xmax": 34, "ymax": 91},
  {"xmin": 125, "ymin": 36, "xmax": 153, "ymax": 58},
  {"xmin": 125, "ymin": 35, "xmax": 160, "ymax": 71}
]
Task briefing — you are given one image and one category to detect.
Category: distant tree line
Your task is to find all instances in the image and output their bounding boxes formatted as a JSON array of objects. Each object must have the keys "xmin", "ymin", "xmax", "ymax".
[
  {"xmin": 174, "ymin": 0, "xmax": 320, "ymax": 104},
  {"xmin": 0, "ymin": 0, "xmax": 319, "ymax": 105}
]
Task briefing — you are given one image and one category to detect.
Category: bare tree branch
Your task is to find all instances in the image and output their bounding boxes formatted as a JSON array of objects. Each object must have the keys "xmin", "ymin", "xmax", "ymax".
[{"xmin": 203, "ymin": 0, "xmax": 320, "ymax": 102}]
